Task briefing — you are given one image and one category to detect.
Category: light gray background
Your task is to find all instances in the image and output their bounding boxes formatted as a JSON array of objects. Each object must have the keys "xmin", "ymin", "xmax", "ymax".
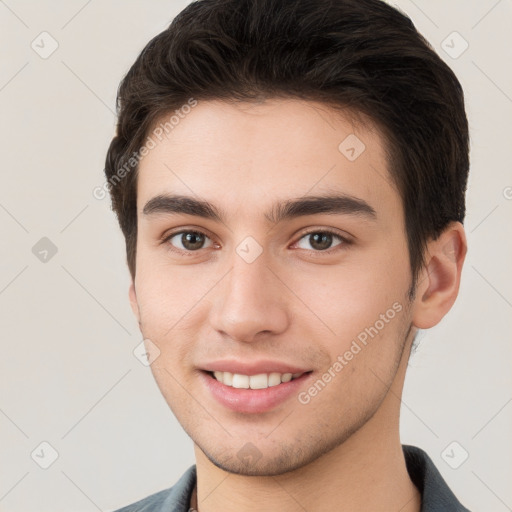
[{"xmin": 1, "ymin": 1, "xmax": 511, "ymax": 511}]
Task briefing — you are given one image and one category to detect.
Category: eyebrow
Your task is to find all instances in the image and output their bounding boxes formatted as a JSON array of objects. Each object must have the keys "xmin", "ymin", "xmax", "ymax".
[{"xmin": 142, "ymin": 193, "xmax": 377, "ymax": 224}]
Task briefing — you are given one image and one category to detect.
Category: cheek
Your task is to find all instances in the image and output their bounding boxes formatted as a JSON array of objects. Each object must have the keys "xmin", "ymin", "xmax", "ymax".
[
  {"xmin": 134, "ymin": 256, "xmax": 205, "ymax": 329},
  {"xmin": 290, "ymin": 257, "xmax": 409, "ymax": 345},
  {"xmin": 292, "ymin": 276, "xmax": 410, "ymax": 419},
  {"xmin": 133, "ymin": 261, "xmax": 217, "ymax": 368}
]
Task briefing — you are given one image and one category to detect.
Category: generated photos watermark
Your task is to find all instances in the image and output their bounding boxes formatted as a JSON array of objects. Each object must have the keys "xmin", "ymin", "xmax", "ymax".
[
  {"xmin": 298, "ymin": 301, "xmax": 403, "ymax": 405},
  {"xmin": 93, "ymin": 98, "xmax": 198, "ymax": 200}
]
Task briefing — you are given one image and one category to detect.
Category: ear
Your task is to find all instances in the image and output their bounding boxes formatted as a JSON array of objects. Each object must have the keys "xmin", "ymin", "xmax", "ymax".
[
  {"xmin": 412, "ymin": 222, "xmax": 467, "ymax": 329},
  {"xmin": 129, "ymin": 281, "xmax": 141, "ymax": 325}
]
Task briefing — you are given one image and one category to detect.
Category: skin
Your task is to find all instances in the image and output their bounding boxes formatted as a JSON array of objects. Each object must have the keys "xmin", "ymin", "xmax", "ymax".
[{"xmin": 129, "ymin": 99, "xmax": 467, "ymax": 511}]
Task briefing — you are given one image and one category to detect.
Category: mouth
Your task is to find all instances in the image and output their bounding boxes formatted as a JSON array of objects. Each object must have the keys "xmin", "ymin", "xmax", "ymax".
[
  {"xmin": 209, "ymin": 370, "xmax": 306, "ymax": 389},
  {"xmin": 199, "ymin": 368, "xmax": 313, "ymax": 414}
]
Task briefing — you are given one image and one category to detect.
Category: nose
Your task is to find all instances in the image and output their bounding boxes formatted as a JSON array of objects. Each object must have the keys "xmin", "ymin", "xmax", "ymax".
[{"xmin": 209, "ymin": 252, "xmax": 290, "ymax": 343}]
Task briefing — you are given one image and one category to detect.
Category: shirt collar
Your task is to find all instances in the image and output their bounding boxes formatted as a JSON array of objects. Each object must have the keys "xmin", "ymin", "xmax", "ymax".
[{"xmin": 403, "ymin": 444, "xmax": 471, "ymax": 511}]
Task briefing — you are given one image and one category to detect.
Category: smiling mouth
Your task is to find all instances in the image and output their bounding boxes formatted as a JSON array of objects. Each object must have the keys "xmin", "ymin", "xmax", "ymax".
[{"xmin": 207, "ymin": 370, "xmax": 310, "ymax": 389}]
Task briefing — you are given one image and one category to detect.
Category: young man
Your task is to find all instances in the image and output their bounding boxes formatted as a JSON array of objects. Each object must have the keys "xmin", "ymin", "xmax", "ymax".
[{"xmin": 105, "ymin": 0, "xmax": 471, "ymax": 510}]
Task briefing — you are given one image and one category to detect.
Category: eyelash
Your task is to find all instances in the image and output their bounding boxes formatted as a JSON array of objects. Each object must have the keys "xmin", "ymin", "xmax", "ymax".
[{"xmin": 161, "ymin": 228, "xmax": 352, "ymax": 256}]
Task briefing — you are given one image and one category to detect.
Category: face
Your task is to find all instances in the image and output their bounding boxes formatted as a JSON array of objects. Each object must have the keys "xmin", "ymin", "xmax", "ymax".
[{"xmin": 131, "ymin": 99, "xmax": 416, "ymax": 476}]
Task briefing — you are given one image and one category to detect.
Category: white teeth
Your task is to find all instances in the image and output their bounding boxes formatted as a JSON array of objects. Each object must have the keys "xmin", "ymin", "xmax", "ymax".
[
  {"xmin": 249, "ymin": 373, "xmax": 268, "ymax": 389},
  {"xmin": 211, "ymin": 371, "xmax": 304, "ymax": 388},
  {"xmin": 232, "ymin": 374, "xmax": 250, "ymax": 389},
  {"xmin": 268, "ymin": 372, "xmax": 281, "ymax": 387}
]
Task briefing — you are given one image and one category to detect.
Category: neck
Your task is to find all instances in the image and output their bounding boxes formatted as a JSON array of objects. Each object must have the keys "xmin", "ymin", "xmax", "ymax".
[{"xmin": 193, "ymin": 342, "xmax": 420, "ymax": 512}]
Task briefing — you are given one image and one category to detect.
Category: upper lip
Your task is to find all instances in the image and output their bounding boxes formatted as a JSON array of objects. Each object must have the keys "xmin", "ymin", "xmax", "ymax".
[{"xmin": 201, "ymin": 360, "xmax": 311, "ymax": 376}]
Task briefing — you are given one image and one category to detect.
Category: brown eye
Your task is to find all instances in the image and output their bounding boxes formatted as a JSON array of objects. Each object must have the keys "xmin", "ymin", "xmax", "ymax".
[
  {"xmin": 296, "ymin": 231, "xmax": 345, "ymax": 251},
  {"xmin": 167, "ymin": 231, "xmax": 213, "ymax": 251}
]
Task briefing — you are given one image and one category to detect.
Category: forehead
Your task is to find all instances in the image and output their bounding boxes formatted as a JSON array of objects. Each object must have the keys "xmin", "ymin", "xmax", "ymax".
[{"xmin": 136, "ymin": 99, "xmax": 400, "ymax": 223}]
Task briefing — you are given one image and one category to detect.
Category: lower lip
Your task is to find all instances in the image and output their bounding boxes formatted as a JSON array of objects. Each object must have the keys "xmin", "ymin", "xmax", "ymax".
[{"xmin": 200, "ymin": 371, "xmax": 312, "ymax": 414}]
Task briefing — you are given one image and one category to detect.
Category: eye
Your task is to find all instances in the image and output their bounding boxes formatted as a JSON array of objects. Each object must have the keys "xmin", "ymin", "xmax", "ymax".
[
  {"xmin": 295, "ymin": 230, "xmax": 348, "ymax": 251},
  {"xmin": 166, "ymin": 230, "xmax": 214, "ymax": 252}
]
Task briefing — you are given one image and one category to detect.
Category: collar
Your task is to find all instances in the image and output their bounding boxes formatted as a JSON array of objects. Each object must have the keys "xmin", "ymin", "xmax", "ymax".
[{"xmin": 403, "ymin": 444, "xmax": 471, "ymax": 511}]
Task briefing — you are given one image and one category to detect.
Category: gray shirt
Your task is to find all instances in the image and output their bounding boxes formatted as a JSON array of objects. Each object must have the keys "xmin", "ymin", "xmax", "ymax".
[{"xmin": 113, "ymin": 445, "xmax": 471, "ymax": 511}]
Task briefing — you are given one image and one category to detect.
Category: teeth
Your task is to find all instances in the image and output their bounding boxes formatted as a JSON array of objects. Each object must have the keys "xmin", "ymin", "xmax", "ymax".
[
  {"xmin": 249, "ymin": 373, "xmax": 268, "ymax": 389},
  {"xmin": 268, "ymin": 372, "xmax": 281, "ymax": 387},
  {"xmin": 211, "ymin": 371, "xmax": 304, "ymax": 389},
  {"xmin": 223, "ymin": 371, "xmax": 233, "ymax": 386},
  {"xmin": 232, "ymin": 374, "xmax": 249, "ymax": 389}
]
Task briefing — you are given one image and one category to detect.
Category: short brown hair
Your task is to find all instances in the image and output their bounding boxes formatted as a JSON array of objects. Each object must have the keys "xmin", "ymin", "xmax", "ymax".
[{"xmin": 104, "ymin": 0, "xmax": 469, "ymax": 291}]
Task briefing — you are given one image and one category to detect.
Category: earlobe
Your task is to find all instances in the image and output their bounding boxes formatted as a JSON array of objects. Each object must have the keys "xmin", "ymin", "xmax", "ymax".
[
  {"xmin": 128, "ymin": 282, "xmax": 141, "ymax": 324},
  {"xmin": 412, "ymin": 222, "xmax": 467, "ymax": 329}
]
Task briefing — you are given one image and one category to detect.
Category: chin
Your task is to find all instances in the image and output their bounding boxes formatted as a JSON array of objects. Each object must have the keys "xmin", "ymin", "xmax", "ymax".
[
  {"xmin": 194, "ymin": 430, "xmax": 346, "ymax": 477},
  {"xmin": 205, "ymin": 449, "xmax": 307, "ymax": 476}
]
